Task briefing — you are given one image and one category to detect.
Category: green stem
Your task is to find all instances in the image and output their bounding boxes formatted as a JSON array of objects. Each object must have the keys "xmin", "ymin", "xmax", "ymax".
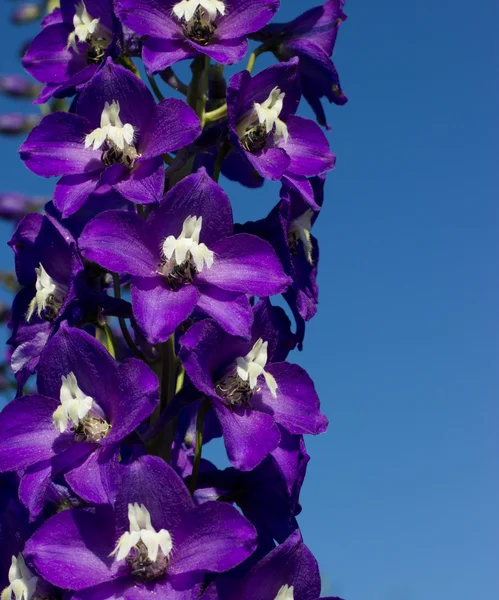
[
  {"xmin": 119, "ymin": 56, "xmax": 141, "ymax": 78},
  {"xmin": 203, "ymin": 103, "xmax": 227, "ymax": 124},
  {"xmin": 246, "ymin": 45, "xmax": 266, "ymax": 74},
  {"xmin": 112, "ymin": 273, "xmax": 148, "ymax": 361},
  {"xmin": 100, "ymin": 323, "xmax": 116, "ymax": 358},
  {"xmin": 189, "ymin": 399, "xmax": 210, "ymax": 494},
  {"xmin": 147, "ymin": 74, "xmax": 165, "ymax": 102},
  {"xmin": 212, "ymin": 143, "xmax": 230, "ymax": 183}
]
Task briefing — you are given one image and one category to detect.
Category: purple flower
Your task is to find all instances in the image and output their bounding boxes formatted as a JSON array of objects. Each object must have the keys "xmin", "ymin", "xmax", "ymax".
[
  {"xmin": 0, "ymin": 325, "xmax": 158, "ymax": 518},
  {"xmin": 179, "ymin": 300, "xmax": 327, "ymax": 471},
  {"xmin": 0, "ymin": 192, "xmax": 46, "ymax": 222},
  {"xmin": 22, "ymin": 0, "xmax": 121, "ymax": 104},
  {"xmin": 236, "ymin": 176, "xmax": 324, "ymax": 346},
  {"xmin": 116, "ymin": 0, "xmax": 280, "ymax": 74},
  {"xmin": 203, "ymin": 530, "xmax": 325, "ymax": 600},
  {"xmin": 253, "ymin": 0, "xmax": 348, "ymax": 128},
  {"xmin": 79, "ymin": 168, "xmax": 292, "ymax": 343},
  {"xmin": 0, "ymin": 75, "xmax": 38, "ymax": 99},
  {"xmin": 0, "ymin": 113, "xmax": 40, "ymax": 136},
  {"xmin": 25, "ymin": 455, "xmax": 257, "ymax": 599},
  {"xmin": 20, "ymin": 59, "xmax": 201, "ymax": 217},
  {"xmin": 226, "ymin": 59, "xmax": 335, "ymax": 182}
]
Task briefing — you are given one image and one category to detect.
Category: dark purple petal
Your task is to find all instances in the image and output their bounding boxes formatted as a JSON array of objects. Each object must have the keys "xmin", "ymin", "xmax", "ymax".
[
  {"xmin": 196, "ymin": 285, "xmax": 253, "ymax": 339},
  {"xmin": 281, "ymin": 115, "xmax": 336, "ymax": 177},
  {"xmin": 37, "ymin": 325, "xmax": 119, "ymax": 418},
  {"xmin": 53, "ymin": 171, "xmax": 101, "ymax": 217},
  {"xmin": 196, "ymin": 233, "xmax": 292, "ymax": 296},
  {"xmin": 140, "ymin": 99, "xmax": 201, "ymax": 159},
  {"xmin": 76, "ymin": 59, "xmax": 155, "ymax": 135},
  {"xmin": 189, "ymin": 37, "xmax": 248, "ymax": 65},
  {"xmin": 217, "ymin": 0, "xmax": 279, "ymax": 37},
  {"xmin": 116, "ymin": 455, "xmax": 193, "ymax": 534},
  {"xmin": 148, "ymin": 168, "xmax": 233, "ymax": 247},
  {"xmin": 112, "ymin": 157, "xmax": 165, "ymax": 205},
  {"xmin": 0, "ymin": 395, "xmax": 67, "ymax": 471},
  {"xmin": 25, "ymin": 507, "xmax": 121, "ymax": 590},
  {"xmin": 244, "ymin": 146, "xmax": 291, "ymax": 181},
  {"xmin": 142, "ymin": 38, "xmax": 198, "ymax": 74},
  {"xmin": 65, "ymin": 445, "xmax": 119, "ymax": 505},
  {"xmin": 214, "ymin": 401, "xmax": 280, "ymax": 471},
  {"xmin": 116, "ymin": 0, "xmax": 182, "ymax": 39},
  {"xmin": 254, "ymin": 363, "xmax": 327, "ymax": 435},
  {"xmin": 131, "ymin": 277, "xmax": 199, "ymax": 344},
  {"xmin": 79, "ymin": 210, "xmax": 159, "ymax": 277},
  {"xmin": 169, "ymin": 502, "xmax": 257, "ymax": 575},
  {"xmin": 21, "ymin": 22, "xmax": 73, "ymax": 84},
  {"xmin": 104, "ymin": 358, "xmax": 158, "ymax": 444},
  {"xmin": 19, "ymin": 112, "xmax": 100, "ymax": 177}
]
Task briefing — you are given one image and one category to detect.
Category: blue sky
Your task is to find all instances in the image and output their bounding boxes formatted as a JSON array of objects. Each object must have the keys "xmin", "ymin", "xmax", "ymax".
[{"xmin": 0, "ymin": 1, "xmax": 498, "ymax": 599}]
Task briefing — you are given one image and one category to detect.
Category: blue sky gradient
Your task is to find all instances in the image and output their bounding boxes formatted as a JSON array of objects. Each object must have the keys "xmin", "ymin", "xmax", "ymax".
[{"xmin": 0, "ymin": 1, "xmax": 498, "ymax": 599}]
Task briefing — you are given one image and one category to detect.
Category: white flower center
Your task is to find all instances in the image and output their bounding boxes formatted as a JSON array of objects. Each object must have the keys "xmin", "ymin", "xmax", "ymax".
[
  {"xmin": 1, "ymin": 554, "xmax": 38, "ymax": 600},
  {"xmin": 289, "ymin": 209, "xmax": 314, "ymax": 264},
  {"xmin": 236, "ymin": 338, "xmax": 278, "ymax": 398},
  {"xmin": 67, "ymin": 1, "xmax": 110, "ymax": 51},
  {"xmin": 172, "ymin": 0, "xmax": 225, "ymax": 23},
  {"xmin": 85, "ymin": 101, "xmax": 136, "ymax": 152},
  {"xmin": 237, "ymin": 87, "xmax": 289, "ymax": 149},
  {"xmin": 274, "ymin": 584, "xmax": 294, "ymax": 600},
  {"xmin": 26, "ymin": 263, "xmax": 67, "ymax": 322},
  {"xmin": 162, "ymin": 215, "xmax": 214, "ymax": 273},
  {"xmin": 52, "ymin": 372, "xmax": 94, "ymax": 434},
  {"xmin": 113, "ymin": 503, "xmax": 173, "ymax": 563}
]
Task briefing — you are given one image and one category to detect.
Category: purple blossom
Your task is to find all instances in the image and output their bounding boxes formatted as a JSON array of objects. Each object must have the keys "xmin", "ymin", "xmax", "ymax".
[
  {"xmin": 0, "ymin": 75, "xmax": 38, "ymax": 98},
  {"xmin": 0, "ymin": 192, "xmax": 46, "ymax": 223},
  {"xmin": 0, "ymin": 325, "xmax": 158, "ymax": 518},
  {"xmin": 179, "ymin": 300, "xmax": 327, "ymax": 471},
  {"xmin": 25, "ymin": 455, "xmax": 257, "ymax": 599},
  {"xmin": 20, "ymin": 59, "xmax": 201, "ymax": 217},
  {"xmin": 252, "ymin": 0, "xmax": 348, "ymax": 127},
  {"xmin": 116, "ymin": 0, "xmax": 280, "ymax": 74},
  {"xmin": 22, "ymin": 0, "xmax": 122, "ymax": 103},
  {"xmin": 79, "ymin": 168, "xmax": 291, "ymax": 343},
  {"xmin": 226, "ymin": 59, "xmax": 335, "ymax": 182}
]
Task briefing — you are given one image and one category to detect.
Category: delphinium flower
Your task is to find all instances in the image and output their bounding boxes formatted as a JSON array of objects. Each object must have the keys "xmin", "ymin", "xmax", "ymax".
[
  {"xmin": 24, "ymin": 455, "xmax": 258, "ymax": 599},
  {"xmin": 116, "ymin": 0, "xmax": 280, "ymax": 73},
  {"xmin": 251, "ymin": 0, "xmax": 348, "ymax": 128},
  {"xmin": 226, "ymin": 59, "xmax": 335, "ymax": 183},
  {"xmin": 79, "ymin": 168, "xmax": 291, "ymax": 342},
  {"xmin": 0, "ymin": 0, "xmax": 350, "ymax": 598},
  {"xmin": 179, "ymin": 300, "xmax": 327, "ymax": 470},
  {"xmin": 22, "ymin": 0, "xmax": 122, "ymax": 104},
  {"xmin": 0, "ymin": 325, "xmax": 158, "ymax": 518},
  {"xmin": 20, "ymin": 59, "xmax": 201, "ymax": 216}
]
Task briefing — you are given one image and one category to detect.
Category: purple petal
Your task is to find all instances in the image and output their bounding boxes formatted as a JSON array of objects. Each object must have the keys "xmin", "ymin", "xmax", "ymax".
[
  {"xmin": 21, "ymin": 22, "xmax": 73, "ymax": 83},
  {"xmin": 218, "ymin": 0, "xmax": 279, "ymax": 37},
  {"xmin": 255, "ymin": 362, "xmax": 328, "ymax": 435},
  {"xmin": 195, "ymin": 233, "xmax": 292, "ymax": 296},
  {"xmin": 281, "ymin": 115, "xmax": 336, "ymax": 177},
  {"xmin": 19, "ymin": 112, "xmax": 100, "ymax": 177},
  {"xmin": 65, "ymin": 445, "xmax": 119, "ymax": 505},
  {"xmin": 53, "ymin": 171, "xmax": 101, "ymax": 217},
  {"xmin": 190, "ymin": 37, "xmax": 248, "ymax": 65},
  {"xmin": 244, "ymin": 146, "xmax": 290, "ymax": 181},
  {"xmin": 25, "ymin": 507, "xmax": 121, "ymax": 590},
  {"xmin": 169, "ymin": 502, "xmax": 257, "ymax": 575},
  {"xmin": 140, "ymin": 99, "xmax": 201, "ymax": 159},
  {"xmin": 196, "ymin": 285, "xmax": 253, "ymax": 339},
  {"xmin": 104, "ymin": 358, "xmax": 158, "ymax": 444},
  {"xmin": 131, "ymin": 277, "xmax": 199, "ymax": 344},
  {"xmin": 142, "ymin": 38, "xmax": 198, "ymax": 74},
  {"xmin": 149, "ymin": 168, "xmax": 233, "ymax": 246},
  {"xmin": 214, "ymin": 401, "xmax": 280, "ymax": 471},
  {"xmin": 79, "ymin": 210, "xmax": 159, "ymax": 277},
  {"xmin": 116, "ymin": 0, "xmax": 182, "ymax": 39},
  {"xmin": 116, "ymin": 455, "xmax": 193, "ymax": 533},
  {"xmin": 112, "ymin": 157, "xmax": 165, "ymax": 205},
  {"xmin": 76, "ymin": 59, "xmax": 155, "ymax": 135},
  {"xmin": 0, "ymin": 395, "xmax": 67, "ymax": 471},
  {"xmin": 37, "ymin": 325, "xmax": 119, "ymax": 419}
]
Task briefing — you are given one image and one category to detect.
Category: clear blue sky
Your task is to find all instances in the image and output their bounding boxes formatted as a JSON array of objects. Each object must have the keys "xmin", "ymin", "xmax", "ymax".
[{"xmin": 0, "ymin": 1, "xmax": 498, "ymax": 599}]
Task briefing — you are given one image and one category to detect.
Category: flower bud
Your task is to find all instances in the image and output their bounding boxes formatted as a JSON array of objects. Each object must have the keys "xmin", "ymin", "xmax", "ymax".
[
  {"xmin": 0, "ymin": 113, "xmax": 40, "ymax": 135},
  {"xmin": 10, "ymin": 3, "xmax": 42, "ymax": 24},
  {"xmin": 0, "ymin": 74, "xmax": 38, "ymax": 98}
]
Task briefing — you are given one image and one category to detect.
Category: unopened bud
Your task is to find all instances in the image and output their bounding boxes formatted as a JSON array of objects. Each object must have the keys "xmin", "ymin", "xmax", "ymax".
[
  {"xmin": 11, "ymin": 3, "xmax": 42, "ymax": 24},
  {"xmin": 0, "ymin": 74, "xmax": 38, "ymax": 98},
  {"xmin": 0, "ymin": 113, "xmax": 40, "ymax": 135}
]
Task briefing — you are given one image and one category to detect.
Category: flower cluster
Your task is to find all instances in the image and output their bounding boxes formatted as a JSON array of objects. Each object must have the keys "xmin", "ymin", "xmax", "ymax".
[{"xmin": 0, "ymin": 1, "xmax": 348, "ymax": 599}]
